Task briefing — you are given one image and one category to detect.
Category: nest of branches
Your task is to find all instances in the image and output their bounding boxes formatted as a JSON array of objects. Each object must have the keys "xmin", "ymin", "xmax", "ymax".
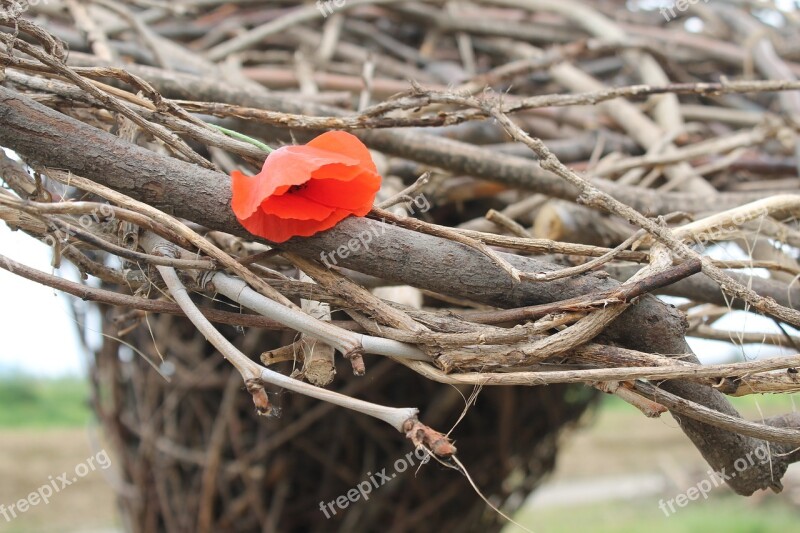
[
  {"xmin": 89, "ymin": 313, "xmax": 591, "ymax": 531},
  {"xmin": 2, "ymin": 0, "xmax": 800, "ymax": 531}
]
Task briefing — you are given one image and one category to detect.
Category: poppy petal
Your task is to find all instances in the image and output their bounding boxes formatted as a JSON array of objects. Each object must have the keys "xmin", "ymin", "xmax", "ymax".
[
  {"xmin": 230, "ymin": 145, "xmax": 361, "ymax": 219},
  {"xmin": 238, "ymin": 208, "xmax": 353, "ymax": 243},
  {"xmin": 299, "ymin": 168, "xmax": 381, "ymax": 211},
  {"xmin": 260, "ymin": 193, "xmax": 335, "ymax": 221},
  {"xmin": 306, "ymin": 131, "xmax": 378, "ymax": 174},
  {"xmin": 230, "ymin": 131, "xmax": 382, "ymax": 242}
]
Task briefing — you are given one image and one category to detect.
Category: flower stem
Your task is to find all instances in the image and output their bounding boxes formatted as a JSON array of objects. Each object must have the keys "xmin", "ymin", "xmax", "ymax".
[{"xmin": 208, "ymin": 124, "xmax": 274, "ymax": 153}]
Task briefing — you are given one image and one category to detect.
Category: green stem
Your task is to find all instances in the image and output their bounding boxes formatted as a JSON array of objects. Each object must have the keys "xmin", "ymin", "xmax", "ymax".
[{"xmin": 209, "ymin": 124, "xmax": 274, "ymax": 153}]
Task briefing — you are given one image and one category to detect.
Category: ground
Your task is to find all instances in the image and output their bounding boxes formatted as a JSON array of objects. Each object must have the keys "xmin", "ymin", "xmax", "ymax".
[
  {"xmin": 506, "ymin": 394, "xmax": 800, "ymax": 532},
  {"xmin": 1, "ymin": 377, "xmax": 798, "ymax": 532},
  {"xmin": 0, "ymin": 428, "xmax": 117, "ymax": 533}
]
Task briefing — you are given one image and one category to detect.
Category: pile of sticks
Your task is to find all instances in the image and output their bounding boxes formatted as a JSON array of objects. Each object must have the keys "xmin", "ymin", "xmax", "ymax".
[{"xmin": 1, "ymin": 0, "xmax": 800, "ymax": 530}]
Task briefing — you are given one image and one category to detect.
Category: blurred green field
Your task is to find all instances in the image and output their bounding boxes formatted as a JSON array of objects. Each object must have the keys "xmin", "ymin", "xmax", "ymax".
[
  {"xmin": 0, "ymin": 376, "xmax": 116, "ymax": 532},
  {"xmin": 507, "ymin": 393, "xmax": 800, "ymax": 533},
  {"xmin": 0, "ymin": 375, "xmax": 91, "ymax": 427},
  {"xmin": 600, "ymin": 390, "xmax": 799, "ymax": 417},
  {"xmin": 513, "ymin": 496, "xmax": 798, "ymax": 533}
]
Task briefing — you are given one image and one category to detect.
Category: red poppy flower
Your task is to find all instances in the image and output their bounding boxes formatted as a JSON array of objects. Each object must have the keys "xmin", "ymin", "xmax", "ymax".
[{"xmin": 231, "ymin": 131, "xmax": 382, "ymax": 243}]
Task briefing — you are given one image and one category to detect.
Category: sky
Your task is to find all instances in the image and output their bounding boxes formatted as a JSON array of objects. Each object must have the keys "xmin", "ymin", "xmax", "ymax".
[{"xmin": 0, "ymin": 222, "xmax": 87, "ymax": 377}]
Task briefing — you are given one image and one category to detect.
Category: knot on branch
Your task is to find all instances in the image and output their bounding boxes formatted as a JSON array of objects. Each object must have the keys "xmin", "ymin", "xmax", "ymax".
[
  {"xmin": 403, "ymin": 418, "xmax": 456, "ymax": 458},
  {"xmin": 344, "ymin": 346, "xmax": 366, "ymax": 376},
  {"xmin": 576, "ymin": 190, "xmax": 603, "ymax": 208},
  {"xmin": 246, "ymin": 378, "xmax": 279, "ymax": 417},
  {"xmin": 713, "ymin": 376, "xmax": 742, "ymax": 395}
]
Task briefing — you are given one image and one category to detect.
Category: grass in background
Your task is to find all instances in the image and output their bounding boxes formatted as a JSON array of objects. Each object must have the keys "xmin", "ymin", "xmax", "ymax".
[
  {"xmin": 728, "ymin": 393, "xmax": 800, "ymax": 416},
  {"xmin": 0, "ymin": 375, "xmax": 91, "ymax": 427},
  {"xmin": 508, "ymin": 392, "xmax": 800, "ymax": 533},
  {"xmin": 513, "ymin": 496, "xmax": 798, "ymax": 533},
  {"xmin": 600, "ymin": 390, "xmax": 799, "ymax": 418}
]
